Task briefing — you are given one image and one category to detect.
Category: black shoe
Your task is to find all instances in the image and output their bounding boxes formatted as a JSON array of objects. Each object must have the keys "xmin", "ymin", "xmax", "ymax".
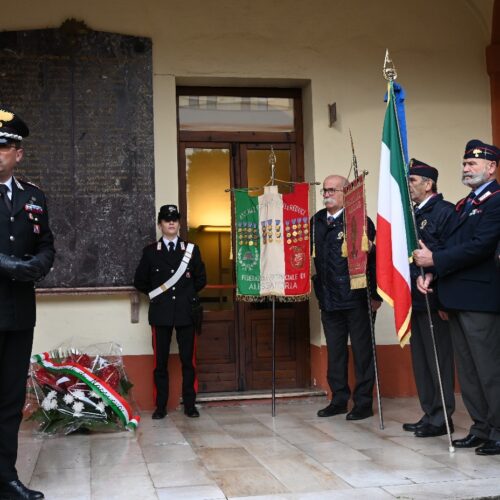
[
  {"xmin": 317, "ymin": 403, "xmax": 348, "ymax": 418},
  {"xmin": 346, "ymin": 407, "xmax": 373, "ymax": 421},
  {"xmin": 402, "ymin": 419, "xmax": 425, "ymax": 432},
  {"xmin": 184, "ymin": 406, "xmax": 200, "ymax": 418},
  {"xmin": 452, "ymin": 434, "xmax": 487, "ymax": 448},
  {"xmin": 414, "ymin": 421, "xmax": 454, "ymax": 438},
  {"xmin": 0, "ymin": 479, "xmax": 44, "ymax": 499},
  {"xmin": 152, "ymin": 408, "xmax": 167, "ymax": 419},
  {"xmin": 475, "ymin": 440, "xmax": 500, "ymax": 456}
]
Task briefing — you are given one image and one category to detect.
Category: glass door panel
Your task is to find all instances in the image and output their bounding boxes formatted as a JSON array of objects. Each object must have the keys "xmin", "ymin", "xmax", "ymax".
[
  {"xmin": 246, "ymin": 149, "xmax": 292, "ymax": 196},
  {"xmin": 185, "ymin": 147, "xmax": 234, "ymax": 311}
]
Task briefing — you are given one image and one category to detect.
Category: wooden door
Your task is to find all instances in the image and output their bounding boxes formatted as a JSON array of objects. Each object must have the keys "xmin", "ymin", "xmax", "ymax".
[{"xmin": 177, "ymin": 88, "xmax": 309, "ymax": 393}]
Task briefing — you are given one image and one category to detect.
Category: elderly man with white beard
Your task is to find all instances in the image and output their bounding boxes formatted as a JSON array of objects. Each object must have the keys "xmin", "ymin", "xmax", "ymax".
[{"xmin": 414, "ymin": 140, "xmax": 500, "ymax": 456}]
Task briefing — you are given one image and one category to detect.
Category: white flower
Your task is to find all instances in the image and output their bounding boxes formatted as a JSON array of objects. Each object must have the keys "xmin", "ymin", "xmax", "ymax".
[
  {"xmin": 63, "ymin": 394, "xmax": 74, "ymax": 405},
  {"xmin": 96, "ymin": 402, "xmax": 106, "ymax": 413},
  {"xmin": 72, "ymin": 401, "xmax": 84, "ymax": 417},
  {"xmin": 49, "ymin": 398, "xmax": 58, "ymax": 410},
  {"xmin": 47, "ymin": 390, "xmax": 57, "ymax": 400},
  {"xmin": 72, "ymin": 390, "xmax": 85, "ymax": 400},
  {"xmin": 41, "ymin": 397, "xmax": 53, "ymax": 411}
]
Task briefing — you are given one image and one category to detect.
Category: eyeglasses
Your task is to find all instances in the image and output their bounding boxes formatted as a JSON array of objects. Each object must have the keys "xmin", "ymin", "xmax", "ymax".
[{"xmin": 320, "ymin": 188, "xmax": 343, "ymax": 195}]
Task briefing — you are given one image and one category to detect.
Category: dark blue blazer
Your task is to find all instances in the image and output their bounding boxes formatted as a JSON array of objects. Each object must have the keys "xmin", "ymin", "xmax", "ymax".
[{"xmin": 433, "ymin": 180, "xmax": 500, "ymax": 313}]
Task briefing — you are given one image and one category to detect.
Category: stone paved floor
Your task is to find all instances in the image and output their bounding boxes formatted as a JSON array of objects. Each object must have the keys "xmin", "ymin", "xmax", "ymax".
[{"xmin": 17, "ymin": 395, "xmax": 500, "ymax": 499}]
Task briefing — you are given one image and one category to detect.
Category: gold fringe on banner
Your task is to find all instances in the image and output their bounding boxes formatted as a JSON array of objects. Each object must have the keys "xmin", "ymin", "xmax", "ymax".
[
  {"xmin": 350, "ymin": 274, "xmax": 367, "ymax": 290},
  {"xmin": 361, "ymin": 231, "xmax": 369, "ymax": 252},
  {"xmin": 341, "ymin": 238, "xmax": 348, "ymax": 257},
  {"xmin": 236, "ymin": 293, "xmax": 310, "ymax": 303}
]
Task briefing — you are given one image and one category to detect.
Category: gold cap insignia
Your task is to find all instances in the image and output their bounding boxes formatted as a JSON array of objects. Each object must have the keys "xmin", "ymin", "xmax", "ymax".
[
  {"xmin": 473, "ymin": 148, "xmax": 482, "ymax": 157},
  {"xmin": 0, "ymin": 110, "xmax": 15, "ymax": 128}
]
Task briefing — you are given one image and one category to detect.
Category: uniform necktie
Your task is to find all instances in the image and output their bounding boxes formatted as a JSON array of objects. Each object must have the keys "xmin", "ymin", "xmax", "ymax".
[
  {"xmin": 461, "ymin": 191, "xmax": 476, "ymax": 217},
  {"xmin": 0, "ymin": 184, "xmax": 12, "ymax": 212},
  {"xmin": 168, "ymin": 241, "xmax": 175, "ymax": 252},
  {"xmin": 327, "ymin": 215, "xmax": 334, "ymax": 225}
]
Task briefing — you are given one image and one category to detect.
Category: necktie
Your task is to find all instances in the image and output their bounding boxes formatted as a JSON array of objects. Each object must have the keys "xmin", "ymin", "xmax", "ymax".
[
  {"xmin": 0, "ymin": 184, "xmax": 12, "ymax": 212},
  {"xmin": 327, "ymin": 215, "xmax": 334, "ymax": 225},
  {"xmin": 168, "ymin": 241, "xmax": 175, "ymax": 252},
  {"xmin": 461, "ymin": 192, "xmax": 476, "ymax": 217}
]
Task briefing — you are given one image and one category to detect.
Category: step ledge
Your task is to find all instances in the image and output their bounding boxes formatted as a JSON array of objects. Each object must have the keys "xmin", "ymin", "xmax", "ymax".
[{"xmin": 197, "ymin": 389, "xmax": 327, "ymax": 403}]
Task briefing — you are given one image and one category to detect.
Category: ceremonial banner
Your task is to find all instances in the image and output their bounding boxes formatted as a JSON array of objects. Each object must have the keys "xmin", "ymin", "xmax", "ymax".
[
  {"xmin": 235, "ymin": 183, "xmax": 310, "ymax": 301},
  {"xmin": 376, "ymin": 81, "xmax": 417, "ymax": 347},
  {"xmin": 342, "ymin": 174, "xmax": 369, "ymax": 289}
]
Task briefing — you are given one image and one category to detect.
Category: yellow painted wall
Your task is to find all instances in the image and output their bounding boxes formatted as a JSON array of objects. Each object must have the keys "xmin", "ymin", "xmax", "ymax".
[{"xmin": 2, "ymin": 0, "xmax": 494, "ymax": 354}]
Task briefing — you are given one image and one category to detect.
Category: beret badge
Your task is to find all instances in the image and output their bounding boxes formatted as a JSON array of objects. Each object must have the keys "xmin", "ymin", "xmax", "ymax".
[{"xmin": 0, "ymin": 110, "xmax": 15, "ymax": 129}]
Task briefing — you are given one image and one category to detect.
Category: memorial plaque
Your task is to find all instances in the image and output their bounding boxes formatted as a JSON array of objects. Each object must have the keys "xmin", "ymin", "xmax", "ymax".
[{"xmin": 0, "ymin": 21, "xmax": 156, "ymax": 287}]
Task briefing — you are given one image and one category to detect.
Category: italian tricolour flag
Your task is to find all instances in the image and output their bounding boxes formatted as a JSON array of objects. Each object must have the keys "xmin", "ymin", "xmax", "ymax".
[
  {"xmin": 376, "ymin": 82, "xmax": 417, "ymax": 347},
  {"xmin": 234, "ymin": 183, "xmax": 310, "ymax": 301}
]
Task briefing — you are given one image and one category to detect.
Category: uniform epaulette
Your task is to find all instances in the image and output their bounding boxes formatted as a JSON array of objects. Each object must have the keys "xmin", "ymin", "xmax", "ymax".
[{"xmin": 16, "ymin": 175, "xmax": 40, "ymax": 189}]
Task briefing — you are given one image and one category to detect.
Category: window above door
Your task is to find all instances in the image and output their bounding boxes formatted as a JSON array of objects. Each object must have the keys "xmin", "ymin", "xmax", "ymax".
[{"xmin": 178, "ymin": 96, "xmax": 294, "ymax": 132}]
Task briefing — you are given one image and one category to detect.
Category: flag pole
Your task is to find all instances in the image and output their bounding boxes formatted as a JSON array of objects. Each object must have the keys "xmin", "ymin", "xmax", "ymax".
[
  {"xmin": 269, "ymin": 147, "xmax": 277, "ymax": 417},
  {"xmin": 349, "ymin": 131, "xmax": 384, "ymax": 429},
  {"xmin": 384, "ymin": 50, "xmax": 454, "ymax": 453}
]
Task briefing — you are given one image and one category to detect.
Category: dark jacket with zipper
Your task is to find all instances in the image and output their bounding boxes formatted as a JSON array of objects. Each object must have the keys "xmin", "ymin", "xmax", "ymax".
[{"xmin": 311, "ymin": 208, "xmax": 379, "ymax": 311}]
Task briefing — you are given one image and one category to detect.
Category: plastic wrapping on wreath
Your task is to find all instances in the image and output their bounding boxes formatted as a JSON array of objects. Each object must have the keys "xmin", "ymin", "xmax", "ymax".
[{"xmin": 24, "ymin": 341, "xmax": 140, "ymax": 435}]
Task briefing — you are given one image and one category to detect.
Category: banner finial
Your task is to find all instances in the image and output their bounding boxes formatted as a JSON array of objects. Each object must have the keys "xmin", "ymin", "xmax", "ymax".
[{"xmin": 383, "ymin": 49, "xmax": 397, "ymax": 81}]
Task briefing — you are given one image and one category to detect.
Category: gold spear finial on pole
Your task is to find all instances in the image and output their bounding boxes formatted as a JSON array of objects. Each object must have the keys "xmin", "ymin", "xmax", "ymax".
[
  {"xmin": 383, "ymin": 49, "xmax": 397, "ymax": 81},
  {"xmin": 268, "ymin": 145, "xmax": 277, "ymax": 186},
  {"xmin": 349, "ymin": 129, "xmax": 359, "ymax": 179}
]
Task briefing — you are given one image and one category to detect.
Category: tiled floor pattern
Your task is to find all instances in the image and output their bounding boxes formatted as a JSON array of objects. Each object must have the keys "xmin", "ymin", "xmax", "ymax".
[{"xmin": 18, "ymin": 396, "xmax": 500, "ymax": 499}]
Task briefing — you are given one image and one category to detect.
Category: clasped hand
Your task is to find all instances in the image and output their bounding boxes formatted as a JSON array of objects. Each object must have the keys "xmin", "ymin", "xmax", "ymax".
[{"xmin": 0, "ymin": 253, "xmax": 46, "ymax": 281}]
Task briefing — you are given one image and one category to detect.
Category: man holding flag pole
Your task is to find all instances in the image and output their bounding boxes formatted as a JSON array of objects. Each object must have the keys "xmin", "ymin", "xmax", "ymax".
[{"xmin": 376, "ymin": 51, "xmax": 455, "ymax": 452}]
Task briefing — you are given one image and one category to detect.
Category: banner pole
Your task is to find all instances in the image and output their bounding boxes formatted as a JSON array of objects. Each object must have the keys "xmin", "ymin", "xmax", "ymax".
[
  {"xmin": 272, "ymin": 296, "xmax": 276, "ymax": 417},
  {"xmin": 365, "ymin": 275, "xmax": 384, "ymax": 430}
]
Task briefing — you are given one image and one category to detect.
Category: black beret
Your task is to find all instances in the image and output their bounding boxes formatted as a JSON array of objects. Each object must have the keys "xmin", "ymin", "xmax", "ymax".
[
  {"xmin": 463, "ymin": 139, "xmax": 500, "ymax": 162},
  {"xmin": 158, "ymin": 204, "xmax": 180, "ymax": 222},
  {"xmin": 0, "ymin": 108, "xmax": 29, "ymax": 144},
  {"xmin": 409, "ymin": 158, "xmax": 438, "ymax": 183}
]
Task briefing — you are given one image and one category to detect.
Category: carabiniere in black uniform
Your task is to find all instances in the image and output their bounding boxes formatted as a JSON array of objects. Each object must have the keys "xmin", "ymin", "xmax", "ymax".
[
  {"xmin": 134, "ymin": 205, "xmax": 206, "ymax": 419},
  {"xmin": 0, "ymin": 108, "xmax": 55, "ymax": 500}
]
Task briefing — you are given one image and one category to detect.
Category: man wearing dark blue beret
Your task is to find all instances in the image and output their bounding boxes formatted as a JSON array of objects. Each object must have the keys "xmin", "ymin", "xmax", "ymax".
[
  {"xmin": 414, "ymin": 139, "xmax": 500, "ymax": 455},
  {"xmin": 403, "ymin": 159, "xmax": 455, "ymax": 438},
  {"xmin": 0, "ymin": 108, "xmax": 54, "ymax": 499}
]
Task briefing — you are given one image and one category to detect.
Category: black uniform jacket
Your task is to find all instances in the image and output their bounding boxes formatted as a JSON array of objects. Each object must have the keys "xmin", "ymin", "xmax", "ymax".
[
  {"xmin": 134, "ymin": 238, "xmax": 207, "ymax": 326},
  {"xmin": 311, "ymin": 208, "xmax": 379, "ymax": 311},
  {"xmin": 410, "ymin": 194, "xmax": 455, "ymax": 311},
  {"xmin": 0, "ymin": 177, "xmax": 55, "ymax": 330},
  {"xmin": 433, "ymin": 180, "xmax": 500, "ymax": 313}
]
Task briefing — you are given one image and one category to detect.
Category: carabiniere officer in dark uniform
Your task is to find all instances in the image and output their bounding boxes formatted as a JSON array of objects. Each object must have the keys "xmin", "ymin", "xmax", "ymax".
[
  {"xmin": 0, "ymin": 109, "xmax": 55, "ymax": 500},
  {"xmin": 134, "ymin": 205, "xmax": 206, "ymax": 419}
]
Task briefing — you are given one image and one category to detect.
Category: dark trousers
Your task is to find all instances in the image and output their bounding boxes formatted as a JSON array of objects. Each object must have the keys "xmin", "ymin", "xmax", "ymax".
[
  {"xmin": 0, "ymin": 329, "xmax": 34, "ymax": 482},
  {"xmin": 449, "ymin": 311, "xmax": 500, "ymax": 440},
  {"xmin": 410, "ymin": 311, "xmax": 455, "ymax": 426},
  {"xmin": 152, "ymin": 325, "xmax": 197, "ymax": 410},
  {"xmin": 321, "ymin": 306, "xmax": 375, "ymax": 409}
]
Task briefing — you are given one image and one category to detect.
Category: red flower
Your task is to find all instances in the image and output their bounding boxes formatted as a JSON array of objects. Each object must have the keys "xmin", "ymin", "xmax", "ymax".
[
  {"xmin": 96, "ymin": 365, "xmax": 120, "ymax": 390},
  {"xmin": 70, "ymin": 353, "xmax": 92, "ymax": 368},
  {"xmin": 34, "ymin": 368, "xmax": 63, "ymax": 392}
]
